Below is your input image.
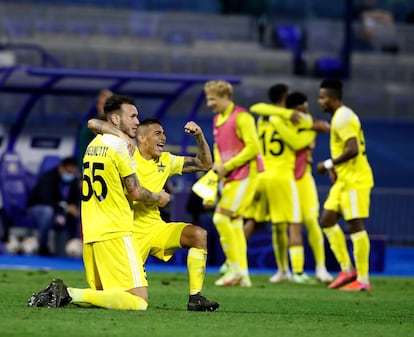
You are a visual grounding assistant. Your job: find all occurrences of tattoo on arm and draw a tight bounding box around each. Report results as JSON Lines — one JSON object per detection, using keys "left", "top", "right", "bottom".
{"left": 183, "top": 158, "right": 204, "bottom": 172}
{"left": 196, "top": 137, "right": 208, "bottom": 161}
{"left": 137, "top": 186, "right": 161, "bottom": 202}
{"left": 124, "top": 173, "right": 161, "bottom": 202}
{"left": 182, "top": 136, "right": 212, "bottom": 173}
{"left": 124, "top": 173, "right": 138, "bottom": 192}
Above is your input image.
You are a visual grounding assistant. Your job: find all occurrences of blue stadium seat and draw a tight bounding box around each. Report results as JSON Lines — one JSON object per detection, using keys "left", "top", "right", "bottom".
{"left": 0, "top": 152, "right": 37, "bottom": 229}
{"left": 274, "top": 24, "right": 306, "bottom": 74}
{"left": 314, "top": 57, "right": 344, "bottom": 78}
{"left": 274, "top": 24, "right": 303, "bottom": 55}
{"left": 38, "top": 155, "right": 61, "bottom": 175}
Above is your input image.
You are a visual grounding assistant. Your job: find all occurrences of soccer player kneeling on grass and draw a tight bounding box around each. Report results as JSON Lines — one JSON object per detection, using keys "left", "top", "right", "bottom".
{"left": 28, "top": 95, "right": 169, "bottom": 310}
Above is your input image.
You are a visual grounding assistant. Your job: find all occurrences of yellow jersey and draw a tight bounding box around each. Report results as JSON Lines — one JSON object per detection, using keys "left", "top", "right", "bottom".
{"left": 257, "top": 113, "right": 315, "bottom": 179}
{"left": 81, "top": 134, "right": 136, "bottom": 243}
{"left": 131, "top": 149, "right": 184, "bottom": 226}
{"left": 331, "top": 106, "right": 374, "bottom": 188}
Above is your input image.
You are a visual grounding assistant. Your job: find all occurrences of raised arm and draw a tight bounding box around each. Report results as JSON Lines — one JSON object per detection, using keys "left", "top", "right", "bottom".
{"left": 88, "top": 118, "right": 136, "bottom": 156}
{"left": 271, "top": 115, "right": 316, "bottom": 151}
{"left": 182, "top": 121, "right": 213, "bottom": 174}
{"left": 250, "top": 102, "right": 302, "bottom": 124}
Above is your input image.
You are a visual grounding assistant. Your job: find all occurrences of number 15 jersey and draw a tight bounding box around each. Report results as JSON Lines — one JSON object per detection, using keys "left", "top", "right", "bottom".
{"left": 81, "top": 134, "right": 136, "bottom": 243}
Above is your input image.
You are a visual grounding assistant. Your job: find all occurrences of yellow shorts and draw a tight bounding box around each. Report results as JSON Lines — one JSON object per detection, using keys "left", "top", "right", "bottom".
{"left": 323, "top": 182, "right": 372, "bottom": 221}
{"left": 135, "top": 220, "right": 187, "bottom": 262}
{"left": 263, "top": 172, "right": 301, "bottom": 224}
{"left": 243, "top": 173, "right": 269, "bottom": 222}
{"left": 296, "top": 171, "right": 319, "bottom": 222}
{"left": 217, "top": 176, "right": 257, "bottom": 216}
{"left": 83, "top": 235, "right": 148, "bottom": 291}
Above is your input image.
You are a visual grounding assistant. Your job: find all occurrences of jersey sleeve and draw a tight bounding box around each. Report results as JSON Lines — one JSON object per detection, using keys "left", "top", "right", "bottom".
{"left": 270, "top": 116, "right": 316, "bottom": 151}
{"left": 169, "top": 153, "right": 184, "bottom": 176}
{"left": 296, "top": 113, "right": 313, "bottom": 129}
{"left": 250, "top": 102, "right": 293, "bottom": 119}
{"left": 111, "top": 136, "right": 136, "bottom": 178}
{"left": 334, "top": 108, "right": 358, "bottom": 142}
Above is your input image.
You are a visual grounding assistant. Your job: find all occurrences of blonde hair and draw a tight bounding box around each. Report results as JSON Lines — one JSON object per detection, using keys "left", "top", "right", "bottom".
{"left": 204, "top": 80, "right": 233, "bottom": 99}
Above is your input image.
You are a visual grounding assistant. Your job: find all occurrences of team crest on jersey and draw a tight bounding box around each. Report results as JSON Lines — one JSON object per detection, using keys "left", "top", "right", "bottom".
{"left": 157, "top": 162, "right": 166, "bottom": 172}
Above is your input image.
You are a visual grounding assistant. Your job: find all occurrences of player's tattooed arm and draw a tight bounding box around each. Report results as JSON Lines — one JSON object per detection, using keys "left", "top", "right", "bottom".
{"left": 182, "top": 121, "right": 213, "bottom": 174}
{"left": 124, "top": 173, "right": 170, "bottom": 207}
{"left": 88, "top": 118, "right": 136, "bottom": 155}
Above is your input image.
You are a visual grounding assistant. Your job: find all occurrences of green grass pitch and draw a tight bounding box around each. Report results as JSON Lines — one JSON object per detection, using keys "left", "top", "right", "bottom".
{"left": 0, "top": 270, "right": 413, "bottom": 337}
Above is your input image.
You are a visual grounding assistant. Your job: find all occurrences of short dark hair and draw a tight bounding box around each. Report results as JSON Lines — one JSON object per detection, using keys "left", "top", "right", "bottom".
{"left": 104, "top": 94, "right": 135, "bottom": 116}
{"left": 320, "top": 79, "right": 343, "bottom": 100}
{"left": 268, "top": 83, "right": 289, "bottom": 104}
{"left": 138, "top": 118, "right": 162, "bottom": 127}
{"left": 286, "top": 92, "right": 307, "bottom": 109}
{"left": 60, "top": 157, "right": 77, "bottom": 167}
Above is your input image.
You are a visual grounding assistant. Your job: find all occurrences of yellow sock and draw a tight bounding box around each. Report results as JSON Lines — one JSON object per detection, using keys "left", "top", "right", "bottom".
{"left": 272, "top": 224, "right": 289, "bottom": 271}
{"left": 323, "top": 224, "right": 353, "bottom": 271}
{"left": 350, "top": 230, "right": 370, "bottom": 283}
{"left": 232, "top": 218, "right": 248, "bottom": 273}
{"left": 213, "top": 213, "right": 238, "bottom": 265}
{"left": 187, "top": 247, "right": 207, "bottom": 295}
{"left": 68, "top": 288, "right": 148, "bottom": 310}
{"left": 289, "top": 245, "right": 304, "bottom": 274}
{"left": 305, "top": 217, "right": 326, "bottom": 268}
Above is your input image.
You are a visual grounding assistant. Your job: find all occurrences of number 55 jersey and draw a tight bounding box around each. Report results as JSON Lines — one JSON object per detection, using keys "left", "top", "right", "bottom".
{"left": 81, "top": 134, "right": 136, "bottom": 243}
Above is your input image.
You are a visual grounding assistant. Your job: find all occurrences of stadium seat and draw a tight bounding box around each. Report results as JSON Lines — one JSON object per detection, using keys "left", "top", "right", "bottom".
{"left": 38, "top": 155, "right": 61, "bottom": 175}
{"left": 0, "top": 152, "right": 37, "bottom": 229}
{"left": 274, "top": 23, "right": 306, "bottom": 74}
{"left": 314, "top": 57, "right": 345, "bottom": 78}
